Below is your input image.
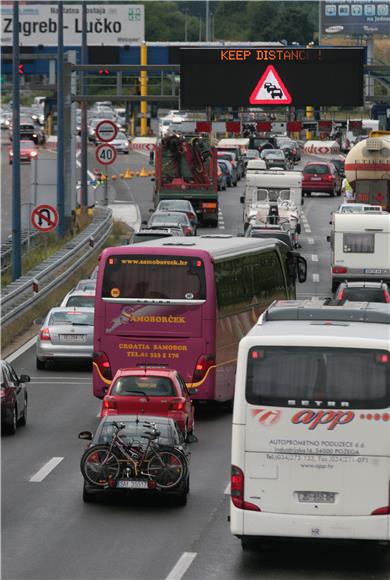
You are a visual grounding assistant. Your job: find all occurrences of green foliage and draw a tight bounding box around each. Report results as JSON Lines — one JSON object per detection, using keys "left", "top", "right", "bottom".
{"left": 141, "top": 1, "right": 318, "bottom": 44}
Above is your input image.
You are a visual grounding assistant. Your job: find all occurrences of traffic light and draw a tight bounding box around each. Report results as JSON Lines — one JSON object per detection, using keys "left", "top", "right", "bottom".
{"left": 98, "top": 69, "right": 110, "bottom": 75}
{"left": 18, "top": 64, "right": 24, "bottom": 75}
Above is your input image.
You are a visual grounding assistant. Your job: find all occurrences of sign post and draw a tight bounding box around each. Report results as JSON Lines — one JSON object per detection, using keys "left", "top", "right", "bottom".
{"left": 95, "top": 121, "right": 118, "bottom": 206}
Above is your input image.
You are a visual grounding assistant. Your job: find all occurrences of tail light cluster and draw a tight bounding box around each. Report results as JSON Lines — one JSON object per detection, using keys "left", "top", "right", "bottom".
{"left": 102, "top": 397, "right": 118, "bottom": 413}
{"left": 93, "top": 351, "right": 112, "bottom": 381}
{"left": 183, "top": 227, "right": 193, "bottom": 236}
{"left": 192, "top": 354, "right": 215, "bottom": 383}
{"left": 384, "top": 290, "right": 390, "bottom": 303}
{"left": 40, "top": 327, "right": 51, "bottom": 341}
{"left": 332, "top": 266, "right": 347, "bottom": 274}
{"left": 169, "top": 397, "right": 186, "bottom": 411}
{"left": 326, "top": 174, "right": 334, "bottom": 182}
{"left": 231, "top": 465, "right": 260, "bottom": 511}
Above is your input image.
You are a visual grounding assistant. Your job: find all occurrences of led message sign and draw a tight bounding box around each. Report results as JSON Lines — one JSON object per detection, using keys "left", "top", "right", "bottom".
{"left": 180, "top": 48, "right": 365, "bottom": 107}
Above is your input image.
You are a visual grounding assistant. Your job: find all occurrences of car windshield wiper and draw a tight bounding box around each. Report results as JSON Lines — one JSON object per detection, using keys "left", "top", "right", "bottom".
{"left": 71, "top": 322, "right": 91, "bottom": 326}
{"left": 120, "top": 390, "right": 150, "bottom": 401}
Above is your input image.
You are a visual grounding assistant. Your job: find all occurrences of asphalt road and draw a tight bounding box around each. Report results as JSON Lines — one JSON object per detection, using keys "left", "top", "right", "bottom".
{"left": 3, "top": 149, "right": 389, "bottom": 580}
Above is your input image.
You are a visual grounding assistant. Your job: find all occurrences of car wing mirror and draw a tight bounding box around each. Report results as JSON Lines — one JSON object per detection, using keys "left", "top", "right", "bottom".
{"left": 240, "top": 196, "right": 244, "bottom": 204}
{"left": 297, "top": 255, "right": 307, "bottom": 283}
{"left": 326, "top": 235, "right": 331, "bottom": 243}
{"left": 19, "top": 374, "right": 30, "bottom": 383}
{"left": 78, "top": 431, "right": 93, "bottom": 440}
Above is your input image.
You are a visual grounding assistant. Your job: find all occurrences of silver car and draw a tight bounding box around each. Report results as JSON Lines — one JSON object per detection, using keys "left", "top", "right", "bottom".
{"left": 60, "top": 291, "right": 95, "bottom": 308}
{"left": 36, "top": 307, "right": 94, "bottom": 369}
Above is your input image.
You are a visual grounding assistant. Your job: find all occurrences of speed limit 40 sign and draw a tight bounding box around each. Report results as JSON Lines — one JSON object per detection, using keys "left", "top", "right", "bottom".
{"left": 95, "top": 143, "right": 117, "bottom": 165}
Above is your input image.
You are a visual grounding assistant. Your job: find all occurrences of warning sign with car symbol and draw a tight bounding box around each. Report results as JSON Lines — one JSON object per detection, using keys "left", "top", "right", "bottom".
{"left": 249, "top": 65, "right": 292, "bottom": 105}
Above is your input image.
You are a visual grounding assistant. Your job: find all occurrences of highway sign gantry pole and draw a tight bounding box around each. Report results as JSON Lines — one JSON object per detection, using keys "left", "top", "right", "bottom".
{"left": 57, "top": 0, "right": 65, "bottom": 238}
{"left": 80, "top": 0, "right": 88, "bottom": 212}
{"left": 12, "top": 0, "right": 21, "bottom": 281}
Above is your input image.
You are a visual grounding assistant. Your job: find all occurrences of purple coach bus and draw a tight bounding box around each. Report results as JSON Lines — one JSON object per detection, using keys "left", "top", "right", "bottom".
{"left": 93, "top": 236, "right": 306, "bottom": 402}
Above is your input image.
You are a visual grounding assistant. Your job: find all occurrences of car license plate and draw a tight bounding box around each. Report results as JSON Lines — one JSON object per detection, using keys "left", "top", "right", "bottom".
{"left": 116, "top": 480, "right": 149, "bottom": 489}
{"left": 297, "top": 491, "right": 335, "bottom": 503}
{"left": 310, "top": 177, "right": 321, "bottom": 181}
{"left": 60, "top": 334, "right": 86, "bottom": 343}
{"left": 364, "top": 268, "right": 382, "bottom": 274}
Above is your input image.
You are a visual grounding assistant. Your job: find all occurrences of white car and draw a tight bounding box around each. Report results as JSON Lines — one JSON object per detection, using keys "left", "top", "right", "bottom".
{"left": 105, "top": 132, "right": 129, "bottom": 154}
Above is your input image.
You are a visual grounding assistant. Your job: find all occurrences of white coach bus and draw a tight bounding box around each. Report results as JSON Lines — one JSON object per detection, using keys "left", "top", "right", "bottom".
{"left": 231, "top": 299, "right": 390, "bottom": 550}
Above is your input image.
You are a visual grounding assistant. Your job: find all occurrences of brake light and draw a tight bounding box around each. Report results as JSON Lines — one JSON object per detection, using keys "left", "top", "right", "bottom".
{"left": 169, "top": 397, "right": 186, "bottom": 411}
{"left": 30, "top": 151, "right": 38, "bottom": 157}
{"left": 231, "top": 465, "right": 261, "bottom": 511}
{"left": 371, "top": 506, "right": 390, "bottom": 515}
{"left": 332, "top": 266, "right": 347, "bottom": 274}
{"left": 192, "top": 354, "right": 215, "bottom": 383}
{"left": 40, "top": 327, "right": 51, "bottom": 341}
{"left": 183, "top": 227, "right": 192, "bottom": 236}
{"left": 336, "top": 289, "right": 345, "bottom": 300}
{"left": 187, "top": 212, "right": 196, "bottom": 221}
{"left": 384, "top": 290, "right": 390, "bottom": 303}
{"left": 93, "top": 351, "right": 112, "bottom": 380}
{"left": 326, "top": 174, "right": 334, "bottom": 182}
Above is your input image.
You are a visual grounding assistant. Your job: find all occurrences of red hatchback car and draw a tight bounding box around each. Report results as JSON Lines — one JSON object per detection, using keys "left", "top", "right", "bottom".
{"left": 101, "top": 368, "right": 195, "bottom": 438}
{"left": 302, "top": 162, "right": 342, "bottom": 197}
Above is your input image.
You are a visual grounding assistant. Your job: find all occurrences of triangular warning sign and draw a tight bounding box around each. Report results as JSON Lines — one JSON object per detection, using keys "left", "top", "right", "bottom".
{"left": 249, "top": 65, "right": 292, "bottom": 105}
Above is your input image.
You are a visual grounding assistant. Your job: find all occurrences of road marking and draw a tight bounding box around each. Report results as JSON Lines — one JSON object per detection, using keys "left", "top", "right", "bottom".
{"left": 304, "top": 226, "right": 312, "bottom": 233}
{"left": 307, "top": 237, "right": 315, "bottom": 245}
{"left": 224, "top": 483, "right": 230, "bottom": 495}
{"left": 311, "top": 254, "right": 319, "bottom": 262}
{"left": 218, "top": 209, "right": 225, "bottom": 230}
{"left": 312, "top": 273, "right": 320, "bottom": 283}
{"left": 76, "top": 158, "right": 95, "bottom": 181}
{"left": 97, "top": 411, "right": 102, "bottom": 418}
{"left": 165, "top": 552, "right": 197, "bottom": 580}
{"left": 30, "top": 457, "right": 64, "bottom": 482}
{"left": 5, "top": 336, "right": 37, "bottom": 364}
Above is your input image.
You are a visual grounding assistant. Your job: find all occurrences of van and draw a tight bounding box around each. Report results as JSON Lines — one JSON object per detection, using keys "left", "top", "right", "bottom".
{"left": 231, "top": 299, "right": 390, "bottom": 550}
{"left": 328, "top": 213, "right": 390, "bottom": 292}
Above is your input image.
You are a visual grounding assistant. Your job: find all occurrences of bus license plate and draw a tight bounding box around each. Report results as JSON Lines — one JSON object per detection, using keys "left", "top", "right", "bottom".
{"left": 60, "top": 334, "right": 86, "bottom": 343}
{"left": 297, "top": 491, "right": 335, "bottom": 503}
{"left": 365, "top": 268, "right": 382, "bottom": 274}
{"left": 116, "top": 480, "right": 149, "bottom": 489}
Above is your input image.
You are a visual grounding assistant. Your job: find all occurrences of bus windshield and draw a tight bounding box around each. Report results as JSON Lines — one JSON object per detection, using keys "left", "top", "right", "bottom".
{"left": 246, "top": 346, "right": 390, "bottom": 409}
{"left": 102, "top": 254, "right": 206, "bottom": 300}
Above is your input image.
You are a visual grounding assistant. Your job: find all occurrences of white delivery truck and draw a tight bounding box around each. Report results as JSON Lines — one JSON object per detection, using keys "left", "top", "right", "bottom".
{"left": 231, "top": 299, "right": 390, "bottom": 551}
{"left": 328, "top": 213, "right": 390, "bottom": 292}
{"left": 241, "top": 169, "right": 303, "bottom": 235}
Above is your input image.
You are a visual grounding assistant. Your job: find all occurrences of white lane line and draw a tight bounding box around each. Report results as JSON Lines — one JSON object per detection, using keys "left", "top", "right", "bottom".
{"left": 304, "top": 227, "right": 312, "bottom": 233}
{"left": 30, "top": 457, "right": 64, "bottom": 482}
{"left": 224, "top": 483, "right": 230, "bottom": 495}
{"left": 311, "top": 254, "right": 319, "bottom": 262}
{"left": 165, "top": 552, "right": 197, "bottom": 580}
{"left": 75, "top": 158, "right": 95, "bottom": 181}
{"left": 5, "top": 336, "right": 37, "bottom": 364}
{"left": 312, "top": 273, "right": 320, "bottom": 283}
{"left": 96, "top": 411, "right": 101, "bottom": 418}
{"left": 307, "top": 237, "right": 315, "bottom": 245}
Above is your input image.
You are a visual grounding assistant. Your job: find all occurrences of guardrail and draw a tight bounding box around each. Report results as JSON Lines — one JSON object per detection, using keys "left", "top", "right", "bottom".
{"left": 1, "top": 230, "right": 41, "bottom": 276}
{"left": 1, "top": 207, "right": 112, "bottom": 326}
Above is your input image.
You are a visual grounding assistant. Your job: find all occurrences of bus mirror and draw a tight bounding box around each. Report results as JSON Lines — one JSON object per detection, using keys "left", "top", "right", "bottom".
{"left": 297, "top": 256, "right": 307, "bottom": 283}
{"left": 240, "top": 196, "right": 244, "bottom": 204}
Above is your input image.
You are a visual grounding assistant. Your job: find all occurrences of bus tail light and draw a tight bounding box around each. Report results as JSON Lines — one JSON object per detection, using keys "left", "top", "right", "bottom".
{"left": 231, "top": 465, "right": 261, "bottom": 512}
{"left": 332, "top": 266, "right": 347, "bottom": 274}
{"left": 40, "top": 327, "right": 51, "bottom": 341}
{"left": 371, "top": 482, "right": 390, "bottom": 515}
{"left": 169, "top": 397, "right": 186, "bottom": 411}
{"left": 192, "top": 354, "right": 215, "bottom": 383}
{"left": 93, "top": 351, "right": 112, "bottom": 380}
{"left": 384, "top": 290, "right": 390, "bottom": 303}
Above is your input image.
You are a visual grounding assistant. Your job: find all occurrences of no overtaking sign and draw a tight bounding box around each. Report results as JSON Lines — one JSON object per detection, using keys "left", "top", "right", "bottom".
{"left": 95, "top": 120, "right": 118, "bottom": 143}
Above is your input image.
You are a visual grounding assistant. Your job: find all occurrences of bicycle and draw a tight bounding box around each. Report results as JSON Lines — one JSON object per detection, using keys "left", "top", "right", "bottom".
{"left": 80, "top": 421, "right": 187, "bottom": 490}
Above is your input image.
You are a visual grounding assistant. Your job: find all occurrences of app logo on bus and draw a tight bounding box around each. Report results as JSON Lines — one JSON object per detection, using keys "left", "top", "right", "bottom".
{"left": 291, "top": 409, "right": 355, "bottom": 431}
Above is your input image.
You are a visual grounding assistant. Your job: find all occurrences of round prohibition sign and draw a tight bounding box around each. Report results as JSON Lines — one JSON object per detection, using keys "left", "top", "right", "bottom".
{"left": 31, "top": 204, "right": 59, "bottom": 232}
{"left": 95, "top": 119, "right": 118, "bottom": 143}
{"left": 96, "top": 143, "right": 117, "bottom": 166}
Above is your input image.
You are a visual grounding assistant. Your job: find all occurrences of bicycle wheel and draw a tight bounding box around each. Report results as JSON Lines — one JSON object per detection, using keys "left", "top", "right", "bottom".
{"left": 80, "top": 445, "right": 120, "bottom": 487}
{"left": 146, "top": 449, "right": 186, "bottom": 489}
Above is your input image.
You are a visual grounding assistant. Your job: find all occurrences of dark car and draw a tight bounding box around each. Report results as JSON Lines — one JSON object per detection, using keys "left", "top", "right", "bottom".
{"left": 79, "top": 415, "right": 191, "bottom": 504}
{"left": 11, "top": 119, "right": 45, "bottom": 145}
{"left": 131, "top": 228, "right": 184, "bottom": 243}
{"left": 1, "top": 360, "right": 29, "bottom": 435}
{"left": 334, "top": 281, "right": 390, "bottom": 303}
{"left": 260, "top": 149, "right": 289, "bottom": 170}
{"left": 330, "top": 158, "right": 345, "bottom": 178}
{"left": 302, "top": 162, "right": 342, "bottom": 197}
{"left": 155, "top": 199, "right": 198, "bottom": 231}
{"left": 245, "top": 225, "right": 294, "bottom": 249}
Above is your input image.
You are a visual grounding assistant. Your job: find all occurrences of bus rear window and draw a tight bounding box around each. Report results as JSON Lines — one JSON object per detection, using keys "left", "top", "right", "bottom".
{"left": 246, "top": 347, "right": 390, "bottom": 409}
{"left": 102, "top": 254, "right": 206, "bottom": 300}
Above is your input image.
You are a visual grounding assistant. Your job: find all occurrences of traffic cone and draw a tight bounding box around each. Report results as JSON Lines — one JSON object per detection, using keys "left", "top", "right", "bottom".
{"left": 112, "top": 175, "right": 117, "bottom": 180}
{"left": 139, "top": 166, "right": 148, "bottom": 177}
